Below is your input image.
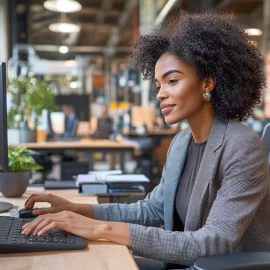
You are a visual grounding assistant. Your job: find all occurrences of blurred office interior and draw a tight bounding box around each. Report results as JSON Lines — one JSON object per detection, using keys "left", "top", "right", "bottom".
{"left": 0, "top": 0, "right": 270, "bottom": 185}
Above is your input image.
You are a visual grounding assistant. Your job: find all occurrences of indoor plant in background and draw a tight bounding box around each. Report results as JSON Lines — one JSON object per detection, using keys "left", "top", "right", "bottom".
{"left": 0, "top": 145, "right": 42, "bottom": 197}
{"left": 7, "top": 76, "right": 56, "bottom": 143}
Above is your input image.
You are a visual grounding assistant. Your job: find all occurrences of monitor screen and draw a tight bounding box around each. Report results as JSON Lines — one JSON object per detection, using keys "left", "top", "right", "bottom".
{"left": 0, "top": 63, "right": 8, "bottom": 172}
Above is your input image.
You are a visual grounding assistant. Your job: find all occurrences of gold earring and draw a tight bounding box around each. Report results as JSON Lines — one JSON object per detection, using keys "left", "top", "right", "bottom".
{"left": 203, "top": 92, "right": 211, "bottom": 102}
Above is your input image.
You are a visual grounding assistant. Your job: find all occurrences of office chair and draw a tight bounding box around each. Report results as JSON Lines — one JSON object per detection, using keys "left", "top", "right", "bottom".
{"left": 93, "top": 117, "right": 113, "bottom": 139}
{"left": 262, "top": 122, "right": 270, "bottom": 162}
{"left": 133, "top": 137, "right": 154, "bottom": 178}
{"left": 192, "top": 252, "right": 270, "bottom": 270}
{"left": 31, "top": 152, "right": 53, "bottom": 183}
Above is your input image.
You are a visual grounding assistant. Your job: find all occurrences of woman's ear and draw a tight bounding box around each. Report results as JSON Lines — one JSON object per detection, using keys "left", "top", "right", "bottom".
{"left": 203, "top": 77, "right": 216, "bottom": 93}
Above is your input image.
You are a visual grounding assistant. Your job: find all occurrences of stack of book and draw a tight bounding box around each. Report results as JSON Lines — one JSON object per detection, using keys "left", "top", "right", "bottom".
{"left": 76, "top": 171, "right": 149, "bottom": 195}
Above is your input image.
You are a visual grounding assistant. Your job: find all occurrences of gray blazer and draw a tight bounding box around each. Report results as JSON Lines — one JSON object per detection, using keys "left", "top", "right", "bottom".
{"left": 94, "top": 119, "right": 270, "bottom": 266}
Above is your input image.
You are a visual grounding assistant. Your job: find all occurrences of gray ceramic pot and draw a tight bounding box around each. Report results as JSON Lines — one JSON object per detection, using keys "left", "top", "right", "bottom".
{"left": 20, "top": 130, "right": 37, "bottom": 143}
{"left": 0, "top": 172, "right": 30, "bottom": 197}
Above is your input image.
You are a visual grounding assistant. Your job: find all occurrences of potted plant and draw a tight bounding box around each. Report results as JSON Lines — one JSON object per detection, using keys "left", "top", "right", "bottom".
{"left": 7, "top": 76, "right": 56, "bottom": 143}
{"left": 0, "top": 145, "right": 43, "bottom": 197}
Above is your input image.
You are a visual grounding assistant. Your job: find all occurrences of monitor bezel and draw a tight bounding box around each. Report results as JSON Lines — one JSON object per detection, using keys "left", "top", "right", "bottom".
{"left": 0, "top": 62, "right": 8, "bottom": 172}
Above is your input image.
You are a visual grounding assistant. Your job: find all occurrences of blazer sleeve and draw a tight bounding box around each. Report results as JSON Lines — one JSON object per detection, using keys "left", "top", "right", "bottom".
{"left": 128, "top": 131, "right": 270, "bottom": 266}
{"left": 93, "top": 132, "right": 181, "bottom": 227}
{"left": 93, "top": 174, "right": 165, "bottom": 227}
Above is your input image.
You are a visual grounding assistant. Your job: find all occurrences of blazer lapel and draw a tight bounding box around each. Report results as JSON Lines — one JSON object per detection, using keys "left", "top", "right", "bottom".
{"left": 185, "top": 119, "right": 228, "bottom": 231}
{"left": 164, "top": 130, "right": 192, "bottom": 230}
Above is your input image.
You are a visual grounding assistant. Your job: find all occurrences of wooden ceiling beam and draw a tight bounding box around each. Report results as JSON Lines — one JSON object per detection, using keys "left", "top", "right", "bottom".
{"left": 88, "top": 0, "right": 113, "bottom": 45}
{"left": 107, "top": 0, "right": 138, "bottom": 47}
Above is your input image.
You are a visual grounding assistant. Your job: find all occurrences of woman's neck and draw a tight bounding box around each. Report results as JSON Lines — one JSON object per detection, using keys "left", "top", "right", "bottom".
{"left": 187, "top": 104, "right": 215, "bottom": 143}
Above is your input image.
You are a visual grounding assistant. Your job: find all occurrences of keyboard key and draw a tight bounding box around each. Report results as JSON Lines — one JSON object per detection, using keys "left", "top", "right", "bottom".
{"left": 29, "top": 238, "right": 37, "bottom": 243}
{"left": 53, "top": 237, "right": 59, "bottom": 243}
{"left": 46, "top": 238, "right": 53, "bottom": 242}
{"left": 20, "top": 239, "right": 28, "bottom": 243}
{"left": 68, "top": 238, "right": 75, "bottom": 244}
{"left": 59, "top": 238, "right": 67, "bottom": 243}
{"left": 20, "top": 240, "right": 28, "bottom": 244}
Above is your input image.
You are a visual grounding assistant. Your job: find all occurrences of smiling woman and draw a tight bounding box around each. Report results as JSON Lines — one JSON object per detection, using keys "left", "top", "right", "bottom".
{"left": 22, "top": 11, "right": 270, "bottom": 270}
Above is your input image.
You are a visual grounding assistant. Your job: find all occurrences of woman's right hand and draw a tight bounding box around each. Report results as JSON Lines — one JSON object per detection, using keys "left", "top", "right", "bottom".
{"left": 24, "top": 193, "right": 75, "bottom": 215}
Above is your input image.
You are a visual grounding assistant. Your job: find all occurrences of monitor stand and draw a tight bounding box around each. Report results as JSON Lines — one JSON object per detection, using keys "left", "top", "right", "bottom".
{"left": 0, "top": 202, "right": 13, "bottom": 213}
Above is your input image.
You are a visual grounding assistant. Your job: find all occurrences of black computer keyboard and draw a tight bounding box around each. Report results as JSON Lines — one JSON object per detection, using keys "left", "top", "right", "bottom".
{"left": 0, "top": 216, "right": 87, "bottom": 253}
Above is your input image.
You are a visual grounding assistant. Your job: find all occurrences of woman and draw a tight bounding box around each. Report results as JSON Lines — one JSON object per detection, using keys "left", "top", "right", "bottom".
{"left": 22, "top": 12, "right": 270, "bottom": 269}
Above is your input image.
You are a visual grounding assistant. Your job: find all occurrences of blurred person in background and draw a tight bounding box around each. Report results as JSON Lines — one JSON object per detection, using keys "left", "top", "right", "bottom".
{"left": 61, "top": 105, "right": 77, "bottom": 138}
{"left": 94, "top": 105, "right": 113, "bottom": 139}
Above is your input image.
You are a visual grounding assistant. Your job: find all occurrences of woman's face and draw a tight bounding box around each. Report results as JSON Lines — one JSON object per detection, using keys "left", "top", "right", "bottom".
{"left": 155, "top": 52, "right": 207, "bottom": 125}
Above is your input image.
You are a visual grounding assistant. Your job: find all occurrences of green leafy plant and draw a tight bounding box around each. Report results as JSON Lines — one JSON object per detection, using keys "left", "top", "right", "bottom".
{"left": 8, "top": 145, "right": 43, "bottom": 172}
{"left": 7, "top": 76, "right": 57, "bottom": 130}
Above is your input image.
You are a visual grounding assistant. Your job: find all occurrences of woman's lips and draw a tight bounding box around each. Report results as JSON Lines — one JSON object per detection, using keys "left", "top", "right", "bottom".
{"left": 161, "top": 105, "right": 175, "bottom": 115}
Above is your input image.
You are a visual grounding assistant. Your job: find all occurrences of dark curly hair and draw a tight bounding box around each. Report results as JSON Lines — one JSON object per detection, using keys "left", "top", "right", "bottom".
{"left": 130, "top": 11, "right": 264, "bottom": 122}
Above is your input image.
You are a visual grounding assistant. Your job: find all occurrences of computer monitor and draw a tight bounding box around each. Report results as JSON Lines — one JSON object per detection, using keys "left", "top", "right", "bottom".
{"left": 0, "top": 63, "right": 8, "bottom": 171}
{"left": 0, "top": 62, "right": 14, "bottom": 212}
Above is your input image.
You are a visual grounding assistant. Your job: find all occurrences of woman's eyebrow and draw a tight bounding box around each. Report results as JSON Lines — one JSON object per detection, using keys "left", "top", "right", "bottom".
{"left": 154, "top": 70, "right": 183, "bottom": 82}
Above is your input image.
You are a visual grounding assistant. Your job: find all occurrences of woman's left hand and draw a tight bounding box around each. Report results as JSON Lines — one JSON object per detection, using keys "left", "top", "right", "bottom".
{"left": 21, "top": 211, "right": 107, "bottom": 241}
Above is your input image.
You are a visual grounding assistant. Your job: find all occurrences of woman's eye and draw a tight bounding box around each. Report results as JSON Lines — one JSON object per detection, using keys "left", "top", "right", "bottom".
{"left": 156, "top": 85, "right": 161, "bottom": 91}
{"left": 169, "top": 79, "right": 177, "bottom": 85}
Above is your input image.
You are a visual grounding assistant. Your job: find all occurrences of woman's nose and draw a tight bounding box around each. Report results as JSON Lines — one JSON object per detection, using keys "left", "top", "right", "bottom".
{"left": 156, "top": 86, "right": 168, "bottom": 101}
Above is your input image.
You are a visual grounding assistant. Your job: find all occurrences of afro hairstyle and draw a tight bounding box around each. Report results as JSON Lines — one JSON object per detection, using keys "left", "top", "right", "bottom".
{"left": 130, "top": 11, "right": 264, "bottom": 122}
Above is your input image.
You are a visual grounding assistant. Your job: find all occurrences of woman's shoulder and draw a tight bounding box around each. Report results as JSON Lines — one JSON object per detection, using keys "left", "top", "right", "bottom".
{"left": 224, "top": 121, "right": 264, "bottom": 151}
{"left": 226, "top": 121, "right": 261, "bottom": 140}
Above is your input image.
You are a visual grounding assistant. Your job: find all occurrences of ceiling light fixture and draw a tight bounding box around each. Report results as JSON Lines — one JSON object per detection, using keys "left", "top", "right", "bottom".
{"left": 59, "top": 46, "right": 69, "bottom": 54}
{"left": 245, "top": 28, "right": 263, "bottom": 36}
{"left": 49, "top": 22, "right": 80, "bottom": 33}
{"left": 44, "top": 0, "right": 82, "bottom": 13}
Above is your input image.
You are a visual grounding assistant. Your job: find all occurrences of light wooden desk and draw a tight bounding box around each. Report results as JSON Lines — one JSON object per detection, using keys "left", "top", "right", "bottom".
{"left": 123, "top": 128, "right": 178, "bottom": 137}
{"left": 0, "top": 187, "right": 138, "bottom": 270}
{"left": 19, "top": 139, "right": 137, "bottom": 172}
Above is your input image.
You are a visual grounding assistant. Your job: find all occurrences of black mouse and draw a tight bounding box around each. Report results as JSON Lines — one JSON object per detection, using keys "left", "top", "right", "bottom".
{"left": 19, "top": 209, "right": 39, "bottom": 218}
